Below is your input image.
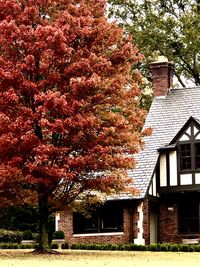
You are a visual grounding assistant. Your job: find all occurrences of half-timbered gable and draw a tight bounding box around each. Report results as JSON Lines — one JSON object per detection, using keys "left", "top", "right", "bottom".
{"left": 158, "top": 117, "right": 200, "bottom": 193}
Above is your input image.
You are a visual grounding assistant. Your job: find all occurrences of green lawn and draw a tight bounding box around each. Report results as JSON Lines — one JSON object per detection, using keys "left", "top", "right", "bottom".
{"left": 1, "top": 250, "right": 200, "bottom": 267}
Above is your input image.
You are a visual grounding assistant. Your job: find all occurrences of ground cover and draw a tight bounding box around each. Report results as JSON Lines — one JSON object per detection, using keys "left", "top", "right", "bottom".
{"left": 1, "top": 250, "right": 200, "bottom": 267}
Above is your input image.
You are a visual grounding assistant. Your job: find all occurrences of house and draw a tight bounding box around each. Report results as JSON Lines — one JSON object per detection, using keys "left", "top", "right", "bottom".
{"left": 57, "top": 58, "right": 200, "bottom": 245}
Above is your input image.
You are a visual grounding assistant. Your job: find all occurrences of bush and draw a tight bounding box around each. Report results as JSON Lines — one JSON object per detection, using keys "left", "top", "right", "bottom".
{"left": 71, "top": 243, "right": 79, "bottom": 249}
{"left": 129, "top": 244, "right": 140, "bottom": 251}
{"left": 147, "top": 244, "right": 158, "bottom": 251}
{"left": 118, "top": 244, "right": 125, "bottom": 251}
{"left": 52, "top": 230, "right": 65, "bottom": 240}
{"left": 0, "top": 243, "right": 35, "bottom": 249}
{"left": 50, "top": 243, "right": 58, "bottom": 249}
{"left": 159, "top": 244, "right": 169, "bottom": 251}
{"left": 110, "top": 244, "right": 118, "bottom": 250}
{"left": 67, "top": 242, "right": 200, "bottom": 252}
{"left": 194, "top": 244, "right": 200, "bottom": 252}
{"left": 188, "top": 245, "right": 194, "bottom": 252}
{"left": 170, "top": 244, "right": 179, "bottom": 252}
{"left": 139, "top": 245, "right": 146, "bottom": 251}
{"left": 0, "top": 229, "right": 22, "bottom": 243}
{"left": 179, "top": 244, "right": 189, "bottom": 252}
{"left": 61, "top": 242, "right": 69, "bottom": 249}
{"left": 22, "top": 230, "right": 33, "bottom": 240}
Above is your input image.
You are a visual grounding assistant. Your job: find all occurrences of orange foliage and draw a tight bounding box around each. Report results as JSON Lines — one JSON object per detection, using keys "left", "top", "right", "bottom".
{"left": 0, "top": 0, "right": 147, "bottom": 210}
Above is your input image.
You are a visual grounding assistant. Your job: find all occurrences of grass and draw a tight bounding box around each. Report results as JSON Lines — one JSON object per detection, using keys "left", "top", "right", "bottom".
{"left": 1, "top": 249, "right": 200, "bottom": 267}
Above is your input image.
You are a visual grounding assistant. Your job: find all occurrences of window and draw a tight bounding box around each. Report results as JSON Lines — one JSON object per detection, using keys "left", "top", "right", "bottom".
{"left": 178, "top": 200, "right": 199, "bottom": 234}
{"left": 73, "top": 204, "right": 123, "bottom": 234}
{"left": 101, "top": 206, "right": 123, "bottom": 232}
{"left": 177, "top": 124, "right": 200, "bottom": 172}
{"left": 73, "top": 212, "right": 99, "bottom": 234}
{"left": 179, "top": 142, "right": 200, "bottom": 172}
{"left": 195, "top": 143, "right": 200, "bottom": 170}
{"left": 180, "top": 144, "right": 191, "bottom": 171}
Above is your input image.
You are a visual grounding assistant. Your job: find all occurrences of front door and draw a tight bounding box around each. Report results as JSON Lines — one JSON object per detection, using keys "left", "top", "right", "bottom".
{"left": 150, "top": 211, "right": 157, "bottom": 244}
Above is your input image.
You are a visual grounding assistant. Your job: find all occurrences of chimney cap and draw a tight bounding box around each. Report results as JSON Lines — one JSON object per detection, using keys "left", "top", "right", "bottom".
{"left": 157, "top": 55, "right": 168, "bottom": 62}
{"left": 151, "top": 56, "right": 172, "bottom": 65}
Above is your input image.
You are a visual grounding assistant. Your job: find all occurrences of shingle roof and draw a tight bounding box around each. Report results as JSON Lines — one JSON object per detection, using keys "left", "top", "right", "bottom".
{"left": 128, "top": 86, "right": 200, "bottom": 199}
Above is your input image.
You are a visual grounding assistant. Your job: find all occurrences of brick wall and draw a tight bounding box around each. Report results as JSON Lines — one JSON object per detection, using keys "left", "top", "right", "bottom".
{"left": 143, "top": 199, "right": 150, "bottom": 245}
{"left": 159, "top": 198, "right": 200, "bottom": 244}
{"left": 159, "top": 201, "right": 181, "bottom": 243}
{"left": 58, "top": 203, "right": 139, "bottom": 245}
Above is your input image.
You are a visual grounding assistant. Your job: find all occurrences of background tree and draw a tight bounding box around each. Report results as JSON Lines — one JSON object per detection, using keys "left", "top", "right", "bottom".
{"left": 0, "top": 0, "right": 148, "bottom": 252}
{"left": 108, "top": 0, "right": 200, "bottom": 87}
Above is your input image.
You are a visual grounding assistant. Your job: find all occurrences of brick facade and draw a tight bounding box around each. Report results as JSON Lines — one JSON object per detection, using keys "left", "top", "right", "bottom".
{"left": 143, "top": 199, "right": 150, "bottom": 245}
{"left": 58, "top": 202, "right": 143, "bottom": 245}
{"left": 59, "top": 197, "right": 199, "bottom": 245}
{"left": 159, "top": 196, "right": 200, "bottom": 244}
{"left": 57, "top": 199, "right": 168, "bottom": 245}
{"left": 159, "top": 201, "right": 180, "bottom": 243}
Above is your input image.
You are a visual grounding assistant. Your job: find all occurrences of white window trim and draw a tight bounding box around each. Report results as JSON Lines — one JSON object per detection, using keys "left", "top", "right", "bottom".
{"left": 73, "top": 232, "right": 124, "bottom": 237}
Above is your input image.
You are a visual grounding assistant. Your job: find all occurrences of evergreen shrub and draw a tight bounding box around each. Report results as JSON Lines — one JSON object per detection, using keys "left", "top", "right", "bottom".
{"left": 22, "top": 230, "right": 33, "bottom": 240}
{"left": 52, "top": 230, "right": 65, "bottom": 240}
{"left": 147, "top": 244, "right": 158, "bottom": 251}
{"left": 61, "top": 242, "right": 69, "bottom": 249}
{"left": 50, "top": 243, "right": 58, "bottom": 249}
{"left": 0, "top": 229, "right": 22, "bottom": 243}
{"left": 170, "top": 244, "right": 179, "bottom": 252}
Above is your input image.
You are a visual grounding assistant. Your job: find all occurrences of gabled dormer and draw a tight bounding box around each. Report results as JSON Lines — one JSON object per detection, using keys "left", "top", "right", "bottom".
{"left": 158, "top": 117, "right": 200, "bottom": 193}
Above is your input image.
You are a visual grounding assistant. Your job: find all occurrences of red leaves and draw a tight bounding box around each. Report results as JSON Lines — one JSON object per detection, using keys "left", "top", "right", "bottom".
{"left": 0, "top": 0, "right": 148, "bottom": 208}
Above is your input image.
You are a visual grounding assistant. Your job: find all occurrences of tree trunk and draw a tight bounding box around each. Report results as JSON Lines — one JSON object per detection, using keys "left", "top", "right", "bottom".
{"left": 37, "top": 193, "right": 49, "bottom": 252}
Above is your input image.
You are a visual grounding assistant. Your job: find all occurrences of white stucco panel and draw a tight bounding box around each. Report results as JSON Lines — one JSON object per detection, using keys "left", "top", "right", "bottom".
{"left": 194, "top": 126, "right": 199, "bottom": 136}
{"left": 186, "top": 126, "right": 191, "bottom": 136}
{"left": 153, "top": 173, "right": 157, "bottom": 196}
{"left": 148, "top": 183, "right": 153, "bottom": 195}
{"left": 179, "top": 134, "right": 190, "bottom": 141}
{"left": 195, "top": 133, "right": 200, "bottom": 140}
{"left": 195, "top": 173, "right": 200, "bottom": 184}
{"left": 180, "top": 174, "right": 192, "bottom": 185}
{"left": 169, "top": 151, "right": 177, "bottom": 186}
{"left": 149, "top": 173, "right": 157, "bottom": 196}
{"left": 160, "top": 154, "right": 167, "bottom": 187}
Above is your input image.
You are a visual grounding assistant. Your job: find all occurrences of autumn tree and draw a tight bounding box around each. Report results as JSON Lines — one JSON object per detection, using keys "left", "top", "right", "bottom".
{"left": 108, "top": 0, "right": 200, "bottom": 87}
{"left": 0, "top": 0, "right": 147, "bottom": 252}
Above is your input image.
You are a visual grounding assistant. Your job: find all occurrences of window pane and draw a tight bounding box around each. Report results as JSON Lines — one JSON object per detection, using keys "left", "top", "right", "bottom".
{"left": 73, "top": 212, "right": 99, "bottom": 234}
{"left": 179, "top": 201, "right": 199, "bottom": 234}
{"left": 195, "top": 143, "right": 200, "bottom": 169}
{"left": 180, "top": 144, "right": 191, "bottom": 157}
{"left": 73, "top": 204, "right": 124, "bottom": 234}
{"left": 180, "top": 144, "right": 191, "bottom": 171}
{"left": 101, "top": 206, "right": 123, "bottom": 232}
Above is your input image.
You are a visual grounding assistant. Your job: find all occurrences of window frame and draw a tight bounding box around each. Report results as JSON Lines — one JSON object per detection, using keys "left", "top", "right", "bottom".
{"left": 179, "top": 143, "right": 192, "bottom": 171}
{"left": 178, "top": 125, "right": 200, "bottom": 173}
{"left": 195, "top": 143, "right": 200, "bottom": 170}
{"left": 178, "top": 199, "right": 199, "bottom": 235}
{"left": 73, "top": 204, "right": 124, "bottom": 235}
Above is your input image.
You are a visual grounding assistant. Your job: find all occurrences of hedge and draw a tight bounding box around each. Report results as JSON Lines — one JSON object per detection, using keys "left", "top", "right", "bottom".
{"left": 0, "top": 229, "right": 23, "bottom": 244}
{"left": 0, "top": 243, "right": 36, "bottom": 249}
{"left": 69, "top": 243, "right": 200, "bottom": 252}
{"left": 1, "top": 240, "right": 200, "bottom": 252}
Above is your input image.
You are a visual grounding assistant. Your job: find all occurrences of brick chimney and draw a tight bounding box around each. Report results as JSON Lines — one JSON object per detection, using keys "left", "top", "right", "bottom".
{"left": 150, "top": 56, "right": 175, "bottom": 97}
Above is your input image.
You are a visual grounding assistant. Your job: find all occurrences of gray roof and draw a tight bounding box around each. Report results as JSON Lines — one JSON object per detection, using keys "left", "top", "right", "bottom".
{"left": 128, "top": 86, "right": 200, "bottom": 198}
